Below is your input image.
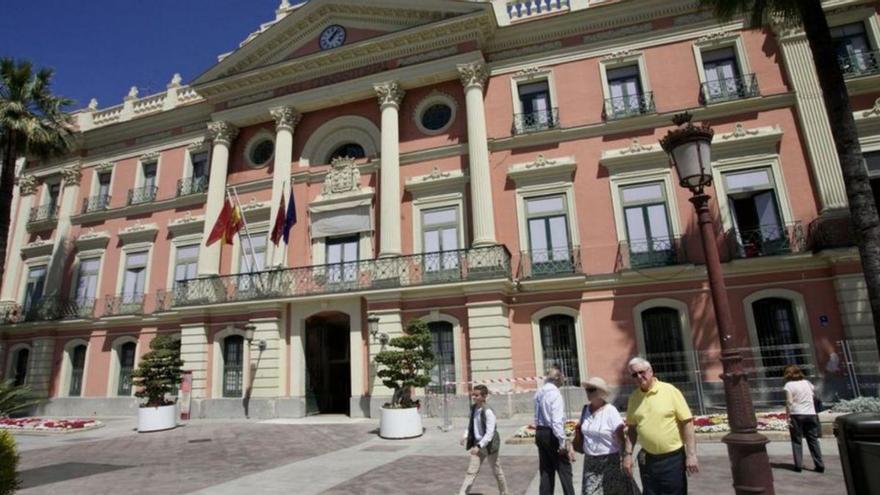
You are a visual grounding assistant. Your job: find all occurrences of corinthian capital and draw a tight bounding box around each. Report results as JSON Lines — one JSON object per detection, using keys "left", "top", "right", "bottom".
{"left": 457, "top": 62, "right": 488, "bottom": 90}
{"left": 17, "top": 175, "right": 38, "bottom": 196}
{"left": 61, "top": 164, "right": 82, "bottom": 188}
{"left": 270, "top": 106, "right": 302, "bottom": 133}
{"left": 207, "top": 121, "right": 239, "bottom": 147}
{"left": 374, "top": 81, "right": 405, "bottom": 108}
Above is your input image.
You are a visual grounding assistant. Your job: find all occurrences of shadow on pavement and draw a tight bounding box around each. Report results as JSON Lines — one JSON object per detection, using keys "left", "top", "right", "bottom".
{"left": 19, "top": 462, "right": 131, "bottom": 489}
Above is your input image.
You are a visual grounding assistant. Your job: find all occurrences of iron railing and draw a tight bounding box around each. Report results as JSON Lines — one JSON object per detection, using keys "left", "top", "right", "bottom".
{"left": 808, "top": 215, "right": 854, "bottom": 252}
{"left": 603, "top": 92, "right": 655, "bottom": 120}
{"left": 19, "top": 296, "right": 95, "bottom": 322}
{"left": 172, "top": 245, "right": 511, "bottom": 307}
{"left": 728, "top": 222, "right": 804, "bottom": 259}
{"left": 154, "top": 289, "right": 173, "bottom": 313}
{"left": 104, "top": 293, "right": 145, "bottom": 316}
{"left": 81, "top": 194, "right": 111, "bottom": 214}
{"left": 127, "top": 186, "right": 158, "bottom": 206}
{"left": 700, "top": 73, "right": 759, "bottom": 104}
{"left": 839, "top": 50, "right": 880, "bottom": 78}
{"left": 616, "top": 236, "right": 686, "bottom": 271}
{"left": 517, "top": 246, "right": 582, "bottom": 279}
{"left": 28, "top": 204, "right": 58, "bottom": 223}
{"left": 177, "top": 176, "right": 209, "bottom": 197}
{"left": 512, "top": 107, "right": 560, "bottom": 134}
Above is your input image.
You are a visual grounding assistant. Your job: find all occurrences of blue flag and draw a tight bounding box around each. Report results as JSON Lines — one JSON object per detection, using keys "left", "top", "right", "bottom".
{"left": 282, "top": 183, "right": 297, "bottom": 244}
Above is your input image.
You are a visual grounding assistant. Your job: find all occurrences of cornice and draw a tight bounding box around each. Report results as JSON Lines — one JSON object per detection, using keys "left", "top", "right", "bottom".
{"left": 118, "top": 221, "right": 159, "bottom": 244}
{"left": 70, "top": 193, "right": 206, "bottom": 226}
{"left": 168, "top": 212, "right": 205, "bottom": 237}
{"left": 507, "top": 154, "right": 577, "bottom": 186}
{"left": 20, "top": 238, "right": 54, "bottom": 259}
{"left": 75, "top": 229, "right": 111, "bottom": 251}
{"left": 404, "top": 167, "right": 468, "bottom": 196}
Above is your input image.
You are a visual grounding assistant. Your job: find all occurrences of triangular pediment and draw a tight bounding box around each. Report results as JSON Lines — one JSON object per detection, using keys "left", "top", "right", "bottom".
{"left": 194, "top": 0, "right": 489, "bottom": 85}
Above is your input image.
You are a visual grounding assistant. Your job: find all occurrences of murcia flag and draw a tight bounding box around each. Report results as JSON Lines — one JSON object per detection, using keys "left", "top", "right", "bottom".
{"left": 270, "top": 191, "right": 286, "bottom": 246}
{"left": 206, "top": 198, "right": 243, "bottom": 246}
{"left": 283, "top": 184, "right": 297, "bottom": 244}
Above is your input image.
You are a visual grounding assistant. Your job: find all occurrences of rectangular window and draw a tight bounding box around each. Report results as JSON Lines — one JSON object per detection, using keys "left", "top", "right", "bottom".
{"left": 174, "top": 245, "right": 199, "bottom": 283}
{"left": 422, "top": 207, "right": 460, "bottom": 274}
{"left": 701, "top": 47, "right": 746, "bottom": 102}
{"left": 142, "top": 162, "right": 157, "bottom": 190}
{"left": 98, "top": 172, "right": 111, "bottom": 197}
{"left": 515, "top": 80, "right": 555, "bottom": 133}
{"left": 606, "top": 65, "right": 646, "bottom": 118}
{"left": 122, "top": 251, "right": 148, "bottom": 300}
{"left": 526, "top": 195, "right": 571, "bottom": 275}
{"left": 23, "top": 266, "right": 47, "bottom": 313}
{"left": 238, "top": 233, "right": 268, "bottom": 293}
{"left": 724, "top": 168, "right": 787, "bottom": 257}
{"left": 75, "top": 258, "right": 100, "bottom": 304}
{"left": 191, "top": 152, "right": 209, "bottom": 180}
{"left": 47, "top": 183, "right": 61, "bottom": 212}
{"left": 326, "top": 236, "right": 358, "bottom": 283}
{"left": 621, "top": 183, "right": 674, "bottom": 268}
{"left": 831, "top": 22, "right": 876, "bottom": 76}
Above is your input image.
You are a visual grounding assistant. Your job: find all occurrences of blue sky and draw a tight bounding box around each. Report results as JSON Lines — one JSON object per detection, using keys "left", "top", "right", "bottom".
{"left": 0, "top": 0, "right": 307, "bottom": 111}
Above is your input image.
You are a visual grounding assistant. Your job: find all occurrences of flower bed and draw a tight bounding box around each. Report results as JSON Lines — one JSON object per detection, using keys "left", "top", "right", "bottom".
{"left": 0, "top": 417, "right": 102, "bottom": 433}
{"left": 514, "top": 420, "right": 578, "bottom": 439}
{"left": 513, "top": 413, "right": 790, "bottom": 438}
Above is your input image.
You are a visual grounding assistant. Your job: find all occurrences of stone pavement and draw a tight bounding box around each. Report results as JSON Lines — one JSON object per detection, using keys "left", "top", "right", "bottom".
{"left": 9, "top": 415, "right": 847, "bottom": 494}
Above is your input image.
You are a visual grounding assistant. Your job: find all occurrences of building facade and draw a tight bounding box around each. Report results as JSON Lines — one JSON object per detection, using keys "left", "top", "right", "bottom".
{"left": 2, "top": 0, "right": 879, "bottom": 418}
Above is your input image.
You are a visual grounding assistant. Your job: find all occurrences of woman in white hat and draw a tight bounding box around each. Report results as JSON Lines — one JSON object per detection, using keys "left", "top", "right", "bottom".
{"left": 575, "top": 376, "right": 634, "bottom": 494}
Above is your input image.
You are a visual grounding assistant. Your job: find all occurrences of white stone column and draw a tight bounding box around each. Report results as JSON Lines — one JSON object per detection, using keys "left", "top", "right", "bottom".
{"left": 29, "top": 337, "right": 55, "bottom": 398}
{"left": 1, "top": 173, "right": 36, "bottom": 301}
{"left": 466, "top": 301, "right": 513, "bottom": 388}
{"left": 267, "top": 107, "right": 301, "bottom": 268}
{"left": 775, "top": 26, "right": 848, "bottom": 212}
{"left": 45, "top": 164, "right": 81, "bottom": 294}
{"left": 198, "top": 121, "right": 238, "bottom": 276}
{"left": 375, "top": 81, "right": 405, "bottom": 258}
{"left": 458, "top": 62, "right": 497, "bottom": 247}
{"left": 180, "top": 323, "right": 209, "bottom": 399}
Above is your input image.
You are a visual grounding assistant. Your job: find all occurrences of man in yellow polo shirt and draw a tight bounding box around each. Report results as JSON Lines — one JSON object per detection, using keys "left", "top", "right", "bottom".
{"left": 622, "top": 357, "right": 698, "bottom": 494}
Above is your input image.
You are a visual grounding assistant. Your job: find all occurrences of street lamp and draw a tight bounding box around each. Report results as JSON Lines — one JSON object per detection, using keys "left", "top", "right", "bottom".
{"left": 243, "top": 323, "right": 266, "bottom": 352}
{"left": 661, "top": 113, "right": 776, "bottom": 495}
{"left": 367, "top": 313, "right": 388, "bottom": 345}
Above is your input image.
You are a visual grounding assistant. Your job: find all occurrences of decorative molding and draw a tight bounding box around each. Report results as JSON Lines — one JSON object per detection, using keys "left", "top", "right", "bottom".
{"left": 412, "top": 91, "right": 458, "bottom": 136}
{"left": 21, "top": 237, "right": 54, "bottom": 259}
{"left": 168, "top": 212, "right": 205, "bottom": 237}
{"left": 75, "top": 229, "right": 111, "bottom": 251}
{"left": 526, "top": 154, "right": 557, "bottom": 168}
{"left": 140, "top": 151, "right": 160, "bottom": 163}
{"left": 720, "top": 122, "right": 760, "bottom": 140}
{"left": 270, "top": 106, "right": 302, "bottom": 133}
{"left": 61, "top": 164, "right": 82, "bottom": 188}
{"left": 507, "top": 155, "right": 577, "bottom": 185}
{"left": 17, "top": 175, "right": 38, "bottom": 196}
{"left": 187, "top": 140, "right": 210, "bottom": 153}
{"left": 696, "top": 30, "right": 737, "bottom": 45}
{"left": 619, "top": 138, "right": 656, "bottom": 155}
{"left": 457, "top": 62, "right": 488, "bottom": 89}
{"left": 321, "top": 157, "right": 362, "bottom": 197}
{"left": 487, "top": 41, "right": 562, "bottom": 62}
{"left": 207, "top": 121, "right": 239, "bottom": 147}
{"left": 602, "top": 48, "right": 640, "bottom": 61}
{"left": 582, "top": 23, "right": 652, "bottom": 44}
{"left": 862, "top": 97, "right": 880, "bottom": 118}
{"left": 373, "top": 81, "right": 405, "bottom": 108}
{"left": 405, "top": 167, "right": 468, "bottom": 196}
{"left": 118, "top": 220, "right": 159, "bottom": 244}
{"left": 398, "top": 47, "right": 457, "bottom": 67}
{"left": 95, "top": 161, "right": 115, "bottom": 173}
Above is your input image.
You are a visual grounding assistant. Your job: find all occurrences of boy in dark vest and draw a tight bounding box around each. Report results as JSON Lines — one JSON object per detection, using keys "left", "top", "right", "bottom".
{"left": 458, "top": 384, "right": 509, "bottom": 495}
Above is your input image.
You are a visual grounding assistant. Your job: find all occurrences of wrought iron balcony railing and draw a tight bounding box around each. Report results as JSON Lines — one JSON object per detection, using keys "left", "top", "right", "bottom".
{"left": 700, "top": 73, "right": 759, "bottom": 104}
{"left": 839, "top": 50, "right": 880, "bottom": 78}
{"left": 603, "top": 92, "right": 655, "bottom": 120}
{"left": 28, "top": 204, "right": 58, "bottom": 223}
{"left": 518, "top": 246, "right": 582, "bottom": 279}
{"left": 616, "top": 237, "right": 686, "bottom": 271}
{"left": 104, "top": 293, "right": 145, "bottom": 316}
{"left": 177, "top": 176, "right": 209, "bottom": 197}
{"left": 512, "top": 107, "right": 560, "bottom": 134}
{"left": 808, "top": 215, "right": 854, "bottom": 252}
{"left": 0, "top": 302, "right": 22, "bottom": 324}
{"left": 172, "top": 245, "right": 512, "bottom": 307}
{"left": 127, "top": 186, "right": 158, "bottom": 206}
{"left": 81, "top": 194, "right": 111, "bottom": 214}
{"left": 729, "top": 222, "right": 805, "bottom": 259}
{"left": 19, "top": 296, "right": 95, "bottom": 322}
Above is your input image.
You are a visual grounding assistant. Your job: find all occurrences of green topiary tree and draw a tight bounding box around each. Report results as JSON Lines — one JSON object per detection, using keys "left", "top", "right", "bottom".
{"left": 131, "top": 335, "right": 184, "bottom": 407}
{"left": 0, "top": 430, "right": 20, "bottom": 495}
{"left": 374, "top": 319, "right": 434, "bottom": 409}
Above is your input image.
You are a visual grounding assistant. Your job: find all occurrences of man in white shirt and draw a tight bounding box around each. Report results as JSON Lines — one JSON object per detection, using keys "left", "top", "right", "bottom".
{"left": 459, "top": 384, "right": 508, "bottom": 495}
{"left": 534, "top": 365, "right": 575, "bottom": 495}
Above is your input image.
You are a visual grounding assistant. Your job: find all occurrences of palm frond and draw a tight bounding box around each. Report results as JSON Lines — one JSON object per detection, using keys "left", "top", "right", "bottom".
{"left": 0, "top": 381, "right": 44, "bottom": 417}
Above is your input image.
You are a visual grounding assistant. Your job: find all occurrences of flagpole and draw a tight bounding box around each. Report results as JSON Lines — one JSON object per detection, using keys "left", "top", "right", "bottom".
{"left": 228, "top": 186, "right": 259, "bottom": 274}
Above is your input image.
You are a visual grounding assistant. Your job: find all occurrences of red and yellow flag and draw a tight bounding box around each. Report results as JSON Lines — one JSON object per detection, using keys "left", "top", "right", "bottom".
{"left": 206, "top": 199, "right": 244, "bottom": 246}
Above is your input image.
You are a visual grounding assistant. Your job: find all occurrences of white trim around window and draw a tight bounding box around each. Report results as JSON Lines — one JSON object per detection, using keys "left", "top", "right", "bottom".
{"left": 135, "top": 153, "right": 161, "bottom": 190}
{"left": 231, "top": 222, "right": 269, "bottom": 274}
{"left": 530, "top": 306, "right": 587, "bottom": 384}
{"left": 710, "top": 155, "right": 794, "bottom": 233}
{"left": 412, "top": 192, "right": 467, "bottom": 254}
{"left": 631, "top": 298, "right": 697, "bottom": 376}
{"left": 509, "top": 66, "right": 558, "bottom": 117}
{"left": 58, "top": 339, "right": 90, "bottom": 398}
{"left": 742, "top": 288, "right": 817, "bottom": 376}
{"left": 17, "top": 257, "right": 50, "bottom": 305}
{"left": 167, "top": 234, "right": 203, "bottom": 290}
{"left": 211, "top": 325, "right": 251, "bottom": 399}
{"left": 826, "top": 6, "right": 880, "bottom": 51}
{"left": 115, "top": 243, "right": 154, "bottom": 298}
{"left": 515, "top": 183, "right": 579, "bottom": 254}
{"left": 421, "top": 311, "right": 466, "bottom": 395}
{"left": 608, "top": 168, "right": 683, "bottom": 244}
{"left": 106, "top": 336, "right": 139, "bottom": 397}
{"left": 691, "top": 32, "right": 752, "bottom": 89}
{"left": 4, "top": 343, "right": 32, "bottom": 386}
{"left": 598, "top": 51, "right": 651, "bottom": 107}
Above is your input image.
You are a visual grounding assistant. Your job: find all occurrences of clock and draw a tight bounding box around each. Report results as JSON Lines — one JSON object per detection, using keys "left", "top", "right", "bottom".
{"left": 319, "top": 25, "right": 346, "bottom": 50}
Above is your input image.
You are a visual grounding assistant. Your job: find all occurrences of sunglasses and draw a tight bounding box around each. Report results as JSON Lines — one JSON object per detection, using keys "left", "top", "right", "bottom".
{"left": 585, "top": 387, "right": 598, "bottom": 393}
{"left": 630, "top": 369, "right": 650, "bottom": 378}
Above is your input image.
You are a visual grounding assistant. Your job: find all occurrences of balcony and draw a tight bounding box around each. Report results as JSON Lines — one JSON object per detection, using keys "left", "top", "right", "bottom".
{"left": 81, "top": 194, "right": 111, "bottom": 214}
{"left": 104, "top": 293, "right": 145, "bottom": 316}
{"left": 616, "top": 237, "right": 686, "bottom": 271}
{"left": 507, "top": 0, "right": 570, "bottom": 22}
{"left": 518, "top": 246, "right": 582, "bottom": 279}
{"left": 808, "top": 215, "right": 854, "bottom": 251}
{"left": 839, "top": 50, "right": 880, "bottom": 78}
{"left": 512, "top": 108, "right": 559, "bottom": 135}
{"left": 17, "top": 296, "right": 95, "bottom": 322}
{"left": 700, "top": 73, "right": 759, "bottom": 104}
{"left": 729, "top": 222, "right": 805, "bottom": 259}
{"left": 127, "top": 186, "right": 158, "bottom": 206}
{"left": 177, "top": 176, "right": 209, "bottom": 197}
{"left": 172, "top": 245, "right": 511, "bottom": 307}
{"left": 28, "top": 204, "right": 58, "bottom": 223}
{"left": 603, "top": 92, "right": 655, "bottom": 120}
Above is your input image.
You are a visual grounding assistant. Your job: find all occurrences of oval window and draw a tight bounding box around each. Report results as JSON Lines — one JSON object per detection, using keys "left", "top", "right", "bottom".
{"left": 250, "top": 139, "right": 274, "bottom": 167}
{"left": 421, "top": 103, "right": 453, "bottom": 132}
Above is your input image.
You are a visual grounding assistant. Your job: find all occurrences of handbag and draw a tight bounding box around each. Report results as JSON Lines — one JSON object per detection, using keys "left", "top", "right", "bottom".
{"left": 573, "top": 405, "right": 588, "bottom": 454}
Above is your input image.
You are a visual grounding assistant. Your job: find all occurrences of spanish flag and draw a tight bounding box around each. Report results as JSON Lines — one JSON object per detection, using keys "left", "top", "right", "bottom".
{"left": 206, "top": 199, "right": 243, "bottom": 246}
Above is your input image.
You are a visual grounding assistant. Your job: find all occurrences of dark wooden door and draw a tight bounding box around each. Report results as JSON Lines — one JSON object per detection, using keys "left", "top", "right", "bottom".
{"left": 305, "top": 316, "right": 351, "bottom": 414}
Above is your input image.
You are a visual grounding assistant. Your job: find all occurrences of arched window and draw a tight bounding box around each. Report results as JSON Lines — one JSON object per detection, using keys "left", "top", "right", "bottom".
{"left": 69, "top": 344, "right": 87, "bottom": 396}
{"left": 222, "top": 335, "right": 244, "bottom": 398}
{"left": 539, "top": 315, "right": 580, "bottom": 386}
{"left": 752, "top": 298, "right": 805, "bottom": 377}
{"left": 427, "top": 321, "right": 455, "bottom": 394}
{"left": 117, "top": 342, "right": 136, "bottom": 396}
{"left": 12, "top": 348, "right": 29, "bottom": 387}
{"left": 327, "top": 143, "right": 365, "bottom": 163}
{"left": 641, "top": 307, "right": 688, "bottom": 382}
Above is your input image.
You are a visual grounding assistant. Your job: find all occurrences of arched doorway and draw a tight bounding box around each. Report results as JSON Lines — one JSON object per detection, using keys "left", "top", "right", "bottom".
{"left": 305, "top": 312, "right": 351, "bottom": 414}
{"left": 538, "top": 314, "right": 580, "bottom": 386}
{"left": 640, "top": 307, "right": 689, "bottom": 382}
{"left": 752, "top": 297, "right": 805, "bottom": 378}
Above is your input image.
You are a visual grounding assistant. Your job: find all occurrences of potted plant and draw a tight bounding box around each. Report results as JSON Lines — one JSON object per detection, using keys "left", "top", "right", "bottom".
{"left": 374, "top": 318, "right": 434, "bottom": 439}
{"left": 131, "top": 335, "right": 184, "bottom": 432}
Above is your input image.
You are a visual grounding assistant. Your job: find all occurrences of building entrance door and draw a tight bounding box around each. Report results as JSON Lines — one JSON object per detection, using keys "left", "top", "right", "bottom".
{"left": 305, "top": 312, "right": 351, "bottom": 415}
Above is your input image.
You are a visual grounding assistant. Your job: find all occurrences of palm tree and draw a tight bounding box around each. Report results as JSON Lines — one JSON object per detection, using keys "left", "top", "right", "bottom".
{"left": 0, "top": 58, "right": 73, "bottom": 285}
{"left": 700, "top": 0, "right": 880, "bottom": 360}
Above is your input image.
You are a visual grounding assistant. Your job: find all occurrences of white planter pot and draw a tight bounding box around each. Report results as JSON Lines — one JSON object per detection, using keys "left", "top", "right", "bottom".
{"left": 379, "top": 407, "right": 423, "bottom": 439}
{"left": 138, "top": 404, "right": 177, "bottom": 433}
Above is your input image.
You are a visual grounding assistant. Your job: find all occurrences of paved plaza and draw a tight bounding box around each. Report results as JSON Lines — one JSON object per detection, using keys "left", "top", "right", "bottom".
{"left": 10, "top": 416, "right": 846, "bottom": 494}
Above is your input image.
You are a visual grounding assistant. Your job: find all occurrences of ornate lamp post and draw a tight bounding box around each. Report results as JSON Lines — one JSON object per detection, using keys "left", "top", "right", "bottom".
{"left": 660, "top": 113, "right": 775, "bottom": 494}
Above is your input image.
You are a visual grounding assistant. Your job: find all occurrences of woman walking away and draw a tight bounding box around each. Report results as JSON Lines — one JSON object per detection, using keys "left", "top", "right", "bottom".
{"left": 576, "top": 377, "right": 636, "bottom": 494}
{"left": 784, "top": 364, "right": 824, "bottom": 473}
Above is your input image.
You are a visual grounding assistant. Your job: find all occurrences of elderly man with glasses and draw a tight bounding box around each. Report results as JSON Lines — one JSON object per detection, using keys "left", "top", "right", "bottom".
{"left": 622, "top": 357, "right": 698, "bottom": 495}
{"left": 534, "top": 364, "right": 575, "bottom": 495}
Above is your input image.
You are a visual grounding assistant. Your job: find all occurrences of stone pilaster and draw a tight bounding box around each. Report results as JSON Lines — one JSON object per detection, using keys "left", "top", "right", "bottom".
{"left": 1, "top": 172, "right": 36, "bottom": 301}
{"left": 180, "top": 323, "right": 209, "bottom": 399}
{"left": 247, "top": 317, "right": 284, "bottom": 398}
{"left": 375, "top": 81, "right": 405, "bottom": 258}
{"left": 197, "top": 121, "right": 238, "bottom": 276}
{"left": 28, "top": 337, "right": 55, "bottom": 398}
{"left": 466, "top": 301, "right": 513, "bottom": 388}
{"left": 368, "top": 309, "right": 403, "bottom": 397}
{"left": 774, "top": 26, "right": 848, "bottom": 212}
{"left": 457, "top": 62, "right": 497, "bottom": 246}
{"left": 45, "top": 163, "right": 82, "bottom": 294}
{"left": 267, "top": 107, "right": 301, "bottom": 268}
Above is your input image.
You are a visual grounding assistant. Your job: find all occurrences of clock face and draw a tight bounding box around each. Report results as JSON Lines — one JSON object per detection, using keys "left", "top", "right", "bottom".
{"left": 319, "top": 25, "right": 346, "bottom": 50}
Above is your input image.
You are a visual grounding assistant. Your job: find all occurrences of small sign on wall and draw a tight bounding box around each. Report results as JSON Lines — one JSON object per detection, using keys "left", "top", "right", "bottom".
{"left": 819, "top": 315, "right": 830, "bottom": 327}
